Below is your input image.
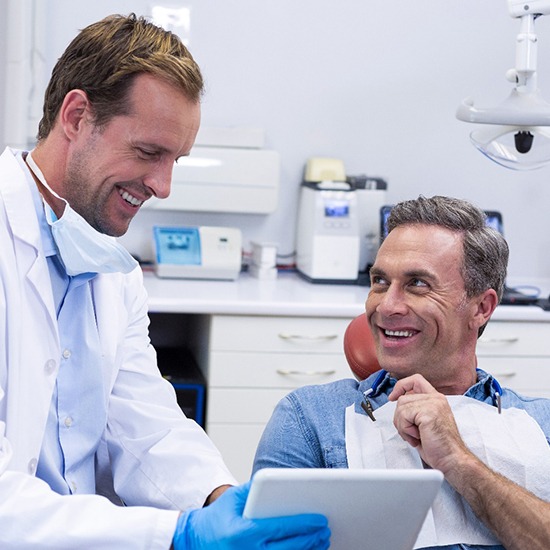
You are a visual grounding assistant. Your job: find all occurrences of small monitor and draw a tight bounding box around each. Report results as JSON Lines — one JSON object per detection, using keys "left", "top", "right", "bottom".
{"left": 483, "top": 210, "right": 504, "bottom": 234}
{"left": 380, "top": 204, "right": 393, "bottom": 242}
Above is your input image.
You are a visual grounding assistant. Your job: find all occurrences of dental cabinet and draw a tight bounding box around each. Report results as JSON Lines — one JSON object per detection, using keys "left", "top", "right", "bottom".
{"left": 144, "top": 272, "right": 550, "bottom": 482}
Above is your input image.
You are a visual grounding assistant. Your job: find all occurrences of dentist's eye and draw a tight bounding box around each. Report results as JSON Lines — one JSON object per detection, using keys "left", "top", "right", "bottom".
{"left": 137, "top": 148, "right": 159, "bottom": 160}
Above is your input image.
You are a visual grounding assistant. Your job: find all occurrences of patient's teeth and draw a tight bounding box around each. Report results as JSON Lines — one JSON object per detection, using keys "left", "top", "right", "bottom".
{"left": 385, "top": 329, "right": 413, "bottom": 337}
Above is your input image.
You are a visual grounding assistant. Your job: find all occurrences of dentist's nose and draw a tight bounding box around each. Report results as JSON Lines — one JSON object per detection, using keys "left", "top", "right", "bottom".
{"left": 143, "top": 161, "right": 174, "bottom": 199}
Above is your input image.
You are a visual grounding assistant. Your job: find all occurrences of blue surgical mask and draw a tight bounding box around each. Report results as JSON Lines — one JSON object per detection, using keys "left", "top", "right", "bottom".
{"left": 26, "top": 152, "right": 138, "bottom": 276}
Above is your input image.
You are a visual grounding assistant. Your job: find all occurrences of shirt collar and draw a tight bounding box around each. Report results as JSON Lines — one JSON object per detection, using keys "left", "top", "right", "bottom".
{"left": 16, "top": 150, "right": 57, "bottom": 258}
{"left": 356, "top": 368, "right": 499, "bottom": 416}
{"left": 17, "top": 150, "right": 96, "bottom": 285}
{"left": 466, "top": 368, "right": 501, "bottom": 406}
{"left": 358, "top": 370, "right": 395, "bottom": 397}
{"left": 359, "top": 369, "right": 498, "bottom": 400}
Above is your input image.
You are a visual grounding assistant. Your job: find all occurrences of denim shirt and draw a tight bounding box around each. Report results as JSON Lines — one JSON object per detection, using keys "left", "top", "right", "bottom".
{"left": 252, "top": 369, "right": 550, "bottom": 550}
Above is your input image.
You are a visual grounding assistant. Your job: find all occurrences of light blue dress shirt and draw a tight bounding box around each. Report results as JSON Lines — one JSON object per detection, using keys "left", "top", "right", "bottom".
{"left": 20, "top": 152, "right": 106, "bottom": 496}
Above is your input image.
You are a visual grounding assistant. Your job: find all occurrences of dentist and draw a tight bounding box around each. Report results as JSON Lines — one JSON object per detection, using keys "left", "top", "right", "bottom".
{"left": 0, "top": 13, "right": 329, "bottom": 550}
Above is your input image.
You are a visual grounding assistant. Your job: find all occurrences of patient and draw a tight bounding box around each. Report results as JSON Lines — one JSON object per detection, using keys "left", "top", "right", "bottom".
{"left": 253, "top": 195, "right": 550, "bottom": 550}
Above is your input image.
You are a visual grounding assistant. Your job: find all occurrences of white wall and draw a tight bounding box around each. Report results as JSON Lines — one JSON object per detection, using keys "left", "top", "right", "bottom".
{"left": 3, "top": 0, "right": 550, "bottom": 287}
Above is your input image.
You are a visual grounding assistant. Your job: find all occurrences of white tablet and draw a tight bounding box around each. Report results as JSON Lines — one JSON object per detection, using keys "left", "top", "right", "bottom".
{"left": 244, "top": 468, "right": 443, "bottom": 550}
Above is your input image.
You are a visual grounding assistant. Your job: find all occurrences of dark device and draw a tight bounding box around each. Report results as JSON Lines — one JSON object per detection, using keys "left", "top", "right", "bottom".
{"left": 156, "top": 347, "right": 207, "bottom": 427}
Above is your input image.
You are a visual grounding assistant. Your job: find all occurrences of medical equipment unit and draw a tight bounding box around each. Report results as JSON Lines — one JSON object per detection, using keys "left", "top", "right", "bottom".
{"left": 457, "top": 0, "right": 550, "bottom": 170}
{"left": 153, "top": 225, "right": 242, "bottom": 280}
{"left": 351, "top": 174, "right": 388, "bottom": 279}
{"left": 142, "top": 127, "right": 280, "bottom": 213}
{"left": 295, "top": 158, "right": 387, "bottom": 284}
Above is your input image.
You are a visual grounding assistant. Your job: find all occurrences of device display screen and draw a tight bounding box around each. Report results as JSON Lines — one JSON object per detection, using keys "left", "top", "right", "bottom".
{"left": 324, "top": 200, "right": 349, "bottom": 218}
{"left": 154, "top": 226, "right": 202, "bottom": 265}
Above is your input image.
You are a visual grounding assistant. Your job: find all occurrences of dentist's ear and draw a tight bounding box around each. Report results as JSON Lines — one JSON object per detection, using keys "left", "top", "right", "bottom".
{"left": 58, "top": 89, "right": 90, "bottom": 140}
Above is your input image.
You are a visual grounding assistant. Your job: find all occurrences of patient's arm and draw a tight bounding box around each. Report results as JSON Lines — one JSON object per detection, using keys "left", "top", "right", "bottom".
{"left": 390, "top": 374, "right": 550, "bottom": 550}
{"left": 252, "top": 393, "right": 325, "bottom": 474}
{"left": 447, "top": 449, "right": 550, "bottom": 550}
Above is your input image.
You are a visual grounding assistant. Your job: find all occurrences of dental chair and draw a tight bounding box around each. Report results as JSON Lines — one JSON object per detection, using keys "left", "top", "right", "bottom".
{"left": 343, "top": 314, "right": 380, "bottom": 380}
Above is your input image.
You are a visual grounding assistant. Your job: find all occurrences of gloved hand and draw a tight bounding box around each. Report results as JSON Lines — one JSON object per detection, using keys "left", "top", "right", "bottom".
{"left": 172, "top": 481, "right": 330, "bottom": 550}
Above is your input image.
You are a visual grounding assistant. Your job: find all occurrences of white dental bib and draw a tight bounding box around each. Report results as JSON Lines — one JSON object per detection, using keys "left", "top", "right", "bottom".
{"left": 345, "top": 395, "right": 550, "bottom": 548}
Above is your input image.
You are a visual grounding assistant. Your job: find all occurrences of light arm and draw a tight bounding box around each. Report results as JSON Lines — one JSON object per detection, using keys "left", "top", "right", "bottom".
{"left": 444, "top": 449, "right": 550, "bottom": 550}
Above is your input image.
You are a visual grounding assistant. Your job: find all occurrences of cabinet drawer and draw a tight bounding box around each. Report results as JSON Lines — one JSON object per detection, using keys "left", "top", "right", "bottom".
{"left": 207, "top": 388, "right": 294, "bottom": 423}
{"left": 477, "top": 357, "right": 550, "bottom": 396}
{"left": 478, "top": 322, "right": 550, "bottom": 357}
{"left": 209, "top": 351, "right": 352, "bottom": 387}
{"left": 210, "top": 315, "right": 352, "bottom": 353}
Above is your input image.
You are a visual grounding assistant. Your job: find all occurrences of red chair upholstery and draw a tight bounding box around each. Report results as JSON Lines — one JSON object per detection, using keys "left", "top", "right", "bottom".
{"left": 343, "top": 314, "right": 380, "bottom": 380}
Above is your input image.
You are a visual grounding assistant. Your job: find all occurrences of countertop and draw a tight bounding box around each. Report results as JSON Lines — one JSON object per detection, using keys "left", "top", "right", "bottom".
{"left": 143, "top": 270, "right": 550, "bottom": 321}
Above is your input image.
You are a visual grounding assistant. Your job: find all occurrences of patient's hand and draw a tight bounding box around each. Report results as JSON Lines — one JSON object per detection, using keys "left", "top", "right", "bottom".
{"left": 388, "top": 374, "right": 471, "bottom": 475}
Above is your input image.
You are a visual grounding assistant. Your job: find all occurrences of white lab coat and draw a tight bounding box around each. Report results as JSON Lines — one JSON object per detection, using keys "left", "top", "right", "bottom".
{"left": 0, "top": 147, "right": 237, "bottom": 548}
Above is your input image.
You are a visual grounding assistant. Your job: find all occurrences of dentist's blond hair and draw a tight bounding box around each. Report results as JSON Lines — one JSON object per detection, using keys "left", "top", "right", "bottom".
{"left": 38, "top": 13, "right": 203, "bottom": 140}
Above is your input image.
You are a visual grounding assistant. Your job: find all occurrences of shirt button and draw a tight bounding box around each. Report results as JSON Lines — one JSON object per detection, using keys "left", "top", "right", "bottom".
{"left": 64, "top": 416, "right": 73, "bottom": 428}
{"left": 44, "top": 359, "right": 56, "bottom": 375}
{"left": 62, "top": 349, "right": 71, "bottom": 359}
{"left": 28, "top": 458, "right": 37, "bottom": 475}
{"left": 70, "top": 481, "right": 77, "bottom": 493}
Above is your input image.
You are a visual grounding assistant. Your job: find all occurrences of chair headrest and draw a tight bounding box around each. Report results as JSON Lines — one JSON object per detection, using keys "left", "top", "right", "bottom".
{"left": 343, "top": 314, "right": 380, "bottom": 380}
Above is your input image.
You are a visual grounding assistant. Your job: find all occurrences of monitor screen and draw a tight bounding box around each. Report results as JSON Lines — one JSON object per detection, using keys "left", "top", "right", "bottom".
{"left": 324, "top": 199, "right": 350, "bottom": 218}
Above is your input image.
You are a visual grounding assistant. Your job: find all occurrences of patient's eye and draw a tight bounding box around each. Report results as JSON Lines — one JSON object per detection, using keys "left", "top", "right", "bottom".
{"left": 371, "top": 275, "right": 388, "bottom": 287}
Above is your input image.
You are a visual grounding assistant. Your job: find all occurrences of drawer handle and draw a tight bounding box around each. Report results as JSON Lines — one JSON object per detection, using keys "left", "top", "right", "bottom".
{"left": 276, "top": 369, "right": 337, "bottom": 377}
{"left": 278, "top": 333, "right": 338, "bottom": 342}
{"left": 479, "top": 337, "right": 519, "bottom": 345}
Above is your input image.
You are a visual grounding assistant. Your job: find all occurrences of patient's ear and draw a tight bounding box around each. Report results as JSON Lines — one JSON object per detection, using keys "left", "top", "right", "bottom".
{"left": 470, "top": 289, "right": 498, "bottom": 331}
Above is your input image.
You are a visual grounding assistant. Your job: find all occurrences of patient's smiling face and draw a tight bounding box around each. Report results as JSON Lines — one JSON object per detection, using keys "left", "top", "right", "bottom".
{"left": 366, "top": 224, "right": 480, "bottom": 393}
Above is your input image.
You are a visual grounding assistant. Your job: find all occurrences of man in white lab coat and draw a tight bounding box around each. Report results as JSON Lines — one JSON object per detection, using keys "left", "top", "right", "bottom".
{"left": 0, "top": 13, "right": 329, "bottom": 550}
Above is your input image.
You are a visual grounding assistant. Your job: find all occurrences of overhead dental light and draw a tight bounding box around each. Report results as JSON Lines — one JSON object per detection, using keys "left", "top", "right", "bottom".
{"left": 457, "top": 0, "right": 550, "bottom": 170}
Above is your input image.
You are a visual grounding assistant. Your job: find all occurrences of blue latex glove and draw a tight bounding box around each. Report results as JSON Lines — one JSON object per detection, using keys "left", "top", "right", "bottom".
{"left": 172, "top": 482, "right": 330, "bottom": 550}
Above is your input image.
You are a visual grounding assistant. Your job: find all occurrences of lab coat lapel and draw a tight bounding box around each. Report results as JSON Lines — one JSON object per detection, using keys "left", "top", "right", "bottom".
{"left": 0, "top": 147, "right": 60, "bottom": 472}
{"left": 0, "top": 147, "right": 57, "bottom": 331}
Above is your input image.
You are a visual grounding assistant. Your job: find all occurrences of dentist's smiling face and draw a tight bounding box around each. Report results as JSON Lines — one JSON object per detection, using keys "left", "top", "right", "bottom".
{"left": 366, "top": 224, "right": 480, "bottom": 393}
{"left": 61, "top": 73, "right": 201, "bottom": 237}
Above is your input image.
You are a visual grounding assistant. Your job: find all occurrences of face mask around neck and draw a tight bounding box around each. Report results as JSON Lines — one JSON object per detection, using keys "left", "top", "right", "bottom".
{"left": 26, "top": 152, "right": 138, "bottom": 276}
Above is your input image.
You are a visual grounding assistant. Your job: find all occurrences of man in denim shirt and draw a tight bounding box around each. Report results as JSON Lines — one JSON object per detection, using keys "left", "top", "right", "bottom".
{"left": 253, "top": 195, "right": 550, "bottom": 549}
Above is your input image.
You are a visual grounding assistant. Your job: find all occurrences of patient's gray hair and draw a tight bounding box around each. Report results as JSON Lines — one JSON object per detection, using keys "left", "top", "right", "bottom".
{"left": 387, "top": 195, "right": 509, "bottom": 318}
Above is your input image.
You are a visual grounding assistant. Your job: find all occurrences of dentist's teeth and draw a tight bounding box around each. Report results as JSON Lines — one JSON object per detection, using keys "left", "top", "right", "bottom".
{"left": 120, "top": 190, "right": 142, "bottom": 206}
{"left": 385, "top": 329, "right": 413, "bottom": 338}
